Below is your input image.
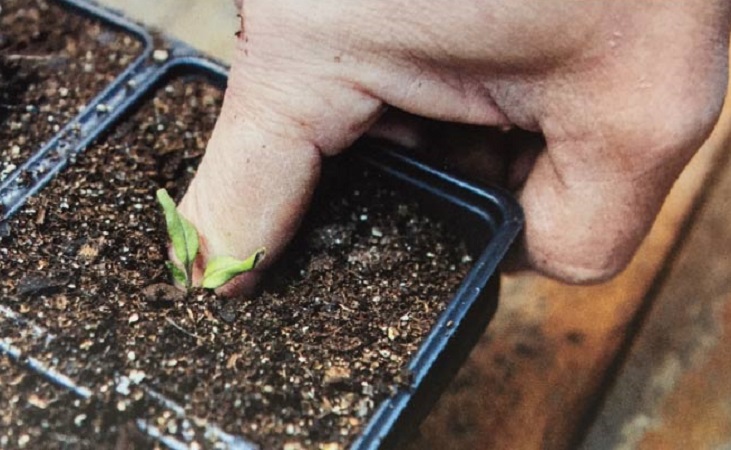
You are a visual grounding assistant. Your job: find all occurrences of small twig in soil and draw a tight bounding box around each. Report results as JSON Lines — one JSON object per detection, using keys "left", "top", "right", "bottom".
{"left": 1, "top": 54, "right": 68, "bottom": 66}
{"left": 3, "top": 53, "right": 56, "bottom": 61}
{"left": 49, "top": 433, "right": 81, "bottom": 444}
{"left": 165, "top": 316, "right": 203, "bottom": 340}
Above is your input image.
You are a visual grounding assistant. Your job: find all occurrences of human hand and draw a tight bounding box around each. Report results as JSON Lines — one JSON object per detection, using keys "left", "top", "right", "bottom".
{"left": 178, "top": 0, "right": 730, "bottom": 295}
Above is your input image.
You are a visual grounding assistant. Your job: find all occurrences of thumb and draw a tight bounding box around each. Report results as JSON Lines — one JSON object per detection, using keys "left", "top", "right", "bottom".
{"left": 178, "top": 25, "right": 382, "bottom": 296}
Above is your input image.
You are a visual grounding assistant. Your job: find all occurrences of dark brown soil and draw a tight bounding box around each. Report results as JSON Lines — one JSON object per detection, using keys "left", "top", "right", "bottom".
{"left": 0, "top": 0, "right": 142, "bottom": 179}
{"left": 0, "top": 354, "right": 80, "bottom": 449}
{"left": 0, "top": 354, "right": 154, "bottom": 449}
{"left": 0, "top": 77, "right": 472, "bottom": 449}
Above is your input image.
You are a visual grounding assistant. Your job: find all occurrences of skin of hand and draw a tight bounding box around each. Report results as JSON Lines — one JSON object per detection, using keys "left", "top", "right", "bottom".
{"left": 178, "top": 0, "right": 730, "bottom": 296}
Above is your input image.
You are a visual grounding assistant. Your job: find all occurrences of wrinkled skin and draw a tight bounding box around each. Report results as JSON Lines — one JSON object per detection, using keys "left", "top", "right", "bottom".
{"left": 178, "top": 0, "right": 730, "bottom": 295}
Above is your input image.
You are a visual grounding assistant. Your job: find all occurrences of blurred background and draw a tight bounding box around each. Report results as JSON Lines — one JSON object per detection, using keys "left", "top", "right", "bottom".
{"left": 96, "top": 0, "right": 238, "bottom": 61}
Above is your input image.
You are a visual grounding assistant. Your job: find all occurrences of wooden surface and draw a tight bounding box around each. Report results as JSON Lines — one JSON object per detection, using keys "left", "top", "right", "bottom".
{"left": 92, "top": 2, "right": 731, "bottom": 448}
{"left": 584, "top": 117, "right": 731, "bottom": 449}
{"left": 580, "top": 117, "right": 731, "bottom": 449}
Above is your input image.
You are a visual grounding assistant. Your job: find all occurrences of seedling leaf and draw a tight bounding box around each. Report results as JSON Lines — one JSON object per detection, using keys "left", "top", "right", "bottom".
{"left": 156, "top": 188, "right": 199, "bottom": 287}
{"left": 201, "top": 248, "right": 266, "bottom": 289}
{"left": 166, "top": 261, "right": 188, "bottom": 286}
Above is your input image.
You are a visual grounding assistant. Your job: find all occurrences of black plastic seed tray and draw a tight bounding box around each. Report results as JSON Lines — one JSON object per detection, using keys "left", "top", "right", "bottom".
{"left": 0, "top": 1, "right": 523, "bottom": 449}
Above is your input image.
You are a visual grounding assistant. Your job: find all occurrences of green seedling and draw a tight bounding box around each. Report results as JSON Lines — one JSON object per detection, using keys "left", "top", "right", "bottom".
{"left": 156, "top": 189, "right": 198, "bottom": 289}
{"left": 156, "top": 188, "right": 264, "bottom": 291}
{"left": 202, "top": 251, "right": 265, "bottom": 289}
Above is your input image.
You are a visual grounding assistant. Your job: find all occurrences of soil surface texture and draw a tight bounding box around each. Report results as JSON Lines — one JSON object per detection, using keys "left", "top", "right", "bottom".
{"left": 0, "top": 0, "right": 142, "bottom": 179}
{"left": 0, "top": 77, "right": 472, "bottom": 449}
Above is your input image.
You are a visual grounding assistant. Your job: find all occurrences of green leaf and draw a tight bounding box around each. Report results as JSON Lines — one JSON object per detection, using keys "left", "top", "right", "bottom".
{"left": 156, "top": 188, "right": 199, "bottom": 286}
{"left": 166, "top": 261, "right": 188, "bottom": 286}
{"left": 201, "top": 248, "right": 266, "bottom": 289}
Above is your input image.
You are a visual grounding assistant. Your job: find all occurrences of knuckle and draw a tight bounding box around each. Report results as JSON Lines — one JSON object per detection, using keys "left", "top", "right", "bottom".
{"left": 645, "top": 90, "right": 724, "bottom": 157}
{"left": 625, "top": 60, "right": 727, "bottom": 161}
{"left": 530, "top": 239, "right": 634, "bottom": 285}
{"left": 524, "top": 201, "right": 645, "bottom": 285}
